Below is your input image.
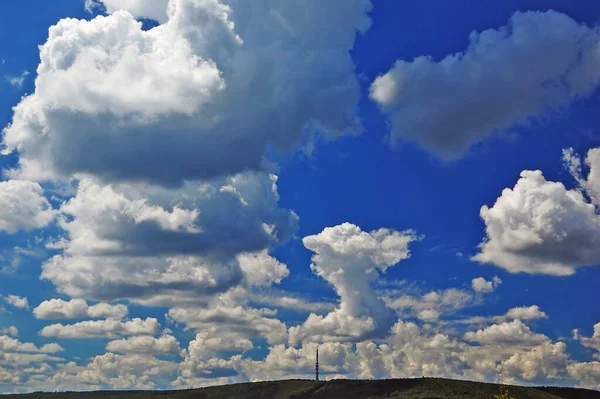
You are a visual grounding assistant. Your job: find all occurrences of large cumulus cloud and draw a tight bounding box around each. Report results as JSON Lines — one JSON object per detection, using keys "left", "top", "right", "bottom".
{"left": 289, "top": 223, "right": 419, "bottom": 344}
{"left": 474, "top": 147, "right": 600, "bottom": 275}
{"left": 3, "top": 0, "right": 372, "bottom": 186}
{"left": 41, "top": 173, "right": 297, "bottom": 304}
{"left": 370, "top": 11, "right": 600, "bottom": 159}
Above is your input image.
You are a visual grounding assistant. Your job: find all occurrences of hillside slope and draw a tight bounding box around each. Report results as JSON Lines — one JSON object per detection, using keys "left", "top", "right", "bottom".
{"left": 5, "top": 378, "right": 600, "bottom": 399}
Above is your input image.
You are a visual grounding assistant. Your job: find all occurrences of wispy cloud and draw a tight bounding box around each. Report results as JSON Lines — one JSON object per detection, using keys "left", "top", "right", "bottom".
{"left": 5, "top": 70, "right": 30, "bottom": 88}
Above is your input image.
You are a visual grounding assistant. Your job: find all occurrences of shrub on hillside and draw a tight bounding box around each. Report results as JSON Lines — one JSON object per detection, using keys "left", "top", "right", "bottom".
{"left": 494, "top": 385, "right": 515, "bottom": 399}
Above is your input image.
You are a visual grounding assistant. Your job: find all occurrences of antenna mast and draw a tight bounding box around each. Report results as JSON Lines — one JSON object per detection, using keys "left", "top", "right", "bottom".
{"left": 315, "top": 347, "right": 319, "bottom": 382}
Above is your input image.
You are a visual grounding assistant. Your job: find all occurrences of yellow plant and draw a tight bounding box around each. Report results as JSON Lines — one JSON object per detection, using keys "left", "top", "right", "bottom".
{"left": 494, "top": 385, "right": 515, "bottom": 399}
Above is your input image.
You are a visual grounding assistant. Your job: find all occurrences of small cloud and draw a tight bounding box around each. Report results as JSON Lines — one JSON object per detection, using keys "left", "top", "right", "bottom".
{"left": 1, "top": 244, "right": 45, "bottom": 275}
{"left": 504, "top": 305, "right": 548, "bottom": 321}
{"left": 13, "top": 246, "right": 38, "bottom": 257}
{"left": 0, "top": 256, "right": 23, "bottom": 275}
{"left": 84, "top": 0, "right": 98, "bottom": 12}
{"left": 455, "top": 251, "right": 464, "bottom": 258}
{"left": 2, "top": 294, "right": 29, "bottom": 309}
{"left": 418, "top": 309, "right": 441, "bottom": 322}
{"left": 5, "top": 70, "right": 30, "bottom": 88}
{"left": 471, "top": 276, "right": 502, "bottom": 293}
{"left": 40, "top": 343, "right": 64, "bottom": 354}
{"left": 0, "top": 325, "right": 19, "bottom": 337}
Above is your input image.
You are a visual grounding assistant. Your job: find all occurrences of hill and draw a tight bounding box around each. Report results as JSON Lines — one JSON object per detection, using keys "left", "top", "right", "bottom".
{"left": 4, "top": 378, "right": 600, "bottom": 399}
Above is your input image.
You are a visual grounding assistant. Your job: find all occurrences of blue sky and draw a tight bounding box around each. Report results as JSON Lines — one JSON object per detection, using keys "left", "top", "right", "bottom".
{"left": 1, "top": 0, "right": 600, "bottom": 393}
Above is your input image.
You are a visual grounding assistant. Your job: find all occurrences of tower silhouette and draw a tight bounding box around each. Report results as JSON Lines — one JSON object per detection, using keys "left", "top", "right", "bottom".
{"left": 315, "top": 347, "right": 319, "bottom": 382}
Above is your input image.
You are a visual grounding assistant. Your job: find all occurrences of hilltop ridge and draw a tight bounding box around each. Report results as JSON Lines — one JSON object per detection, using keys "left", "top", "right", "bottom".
{"left": 5, "top": 378, "right": 600, "bottom": 399}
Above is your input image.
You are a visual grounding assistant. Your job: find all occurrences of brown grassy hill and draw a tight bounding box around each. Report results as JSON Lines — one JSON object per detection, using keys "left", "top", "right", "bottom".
{"left": 5, "top": 378, "right": 600, "bottom": 399}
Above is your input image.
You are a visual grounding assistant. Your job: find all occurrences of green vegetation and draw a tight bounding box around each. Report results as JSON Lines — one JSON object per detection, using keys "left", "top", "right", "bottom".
{"left": 495, "top": 385, "right": 515, "bottom": 399}
{"left": 4, "top": 378, "right": 599, "bottom": 399}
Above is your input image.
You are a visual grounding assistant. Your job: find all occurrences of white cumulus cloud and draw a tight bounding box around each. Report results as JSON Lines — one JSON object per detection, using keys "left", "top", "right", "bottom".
{"left": 577, "top": 322, "right": 600, "bottom": 359}
{"left": 289, "top": 223, "right": 419, "bottom": 344}
{"left": 568, "top": 361, "right": 600, "bottom": 390}
{"left": 464, "top": 320, "right": 549, "bottom": 346}
{"left": 106, "top": 335, "right": 181, "bottom": 355}
{"left": 0, "top": 326, "right": 18, "bottom": 337}
{"left": 3, "top": 0, "right": 372, "bottom": 185}
{"left": 33, "top": 299, "right": 128, "bottom": 320}
{"left": 3, "top": 295, "right": 29, "bottom": 309}
{"left": 39, "top": 318, "right": 159, "bottom": 339}
{"left": 370, "top": 11, "right": 600, "bottom": 159}
{"left": 41, "top": 174, "right": 297, "bottom": 305}
{"left": 385, "top": 288, "right": 475, "bottom": 321}
{"left": 474, "top": 147, "right": 600, "bottom": 275}
{"left": 505, "top": 305, "right": 548, "bottom": 321}
{"left": 0, "top": 180, "right": 55, "bottom": 233}
{"left": 0, "top": 335, "right": 63, "bottom": 355}
{"left": 471, "top": 276, "right": 502, "bottom": 293}
{"left": 46, "top": 353, "right": 178, "bottom": 390}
